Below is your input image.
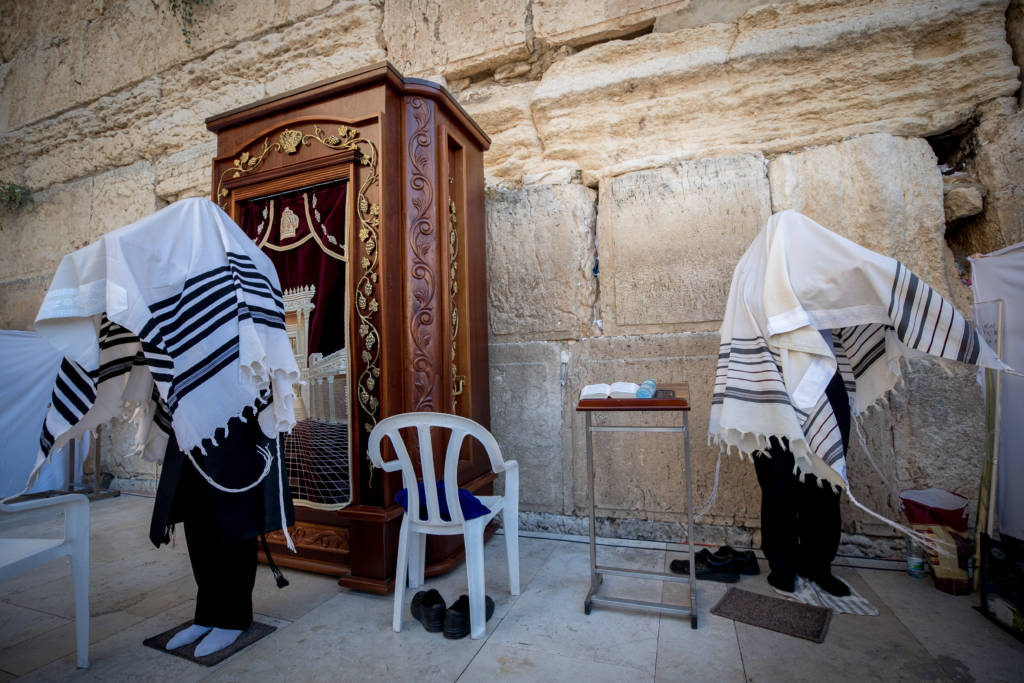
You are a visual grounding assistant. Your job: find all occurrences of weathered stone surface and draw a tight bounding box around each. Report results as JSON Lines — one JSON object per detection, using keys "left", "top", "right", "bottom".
{"left": 487, "top": 182, "right": 597, "bottom": 341}
{"left": 0, "top": 163, "right": 156, "bottom": 286}
{"left": 0, "top": 0, "right": 103, "bottom": 63}
{"left": 0, "top": 61, "right": 11, "bottom": 134}
{"left": 568, "top": 333, "right": 762, "bottom": 528}
{"left": 1010, "top": 0, "right": 1024, "bottom": 107}
{"left": 88, "top": 162, "right": 159, "bottom": 241}
{"left": 154, "top": 142, "right": 218, "bottom": 204}
{"left": 12, "top": 0, "right": 382, "bottom": 192}
{"left": 533, "top": 0, "right": 681, "bottom": 47}
{"left": 3, "top": 20, "right": 87, "bottom": 133}
{"left": 489, "top": 341, "right": 567, "bottom": 511}
{"left": 459, "top": 80, "right": 545, "bottom": 180}
{"left": 0, "top": 178, "right": 92, "bottom": 282}
{"left": 384, "top": 0, "right": 530, "bottom": 79}
{"left": 769, "top": 134, "right": 952, "bottom": 299}
{"left": 0, "top": 274, "right": 50, "bottom": 331}
{"left": 597, "top": 154, "right": 771, "bottom": 335}
{"left": 944, "top": 184, "right": 985, "bottom": 223}
{"left": 3, "top": 0, "right": 342, "bottom": 131}
{"left": 968, "top": 98, "right": 1024, "bottom": 252}
{"left": 842, "top": 361, "right": 986, "bottom": 536}
{"left": 531, "top": 0, "right": 1019, "bottom": 174}
{"left": 653, "top": 0, "right": 768, "bottom": 33}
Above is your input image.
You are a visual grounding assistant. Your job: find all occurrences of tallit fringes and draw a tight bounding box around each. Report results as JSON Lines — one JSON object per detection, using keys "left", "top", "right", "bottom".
{"left": 842, "top": 484, "right": 956, "bottom": 557}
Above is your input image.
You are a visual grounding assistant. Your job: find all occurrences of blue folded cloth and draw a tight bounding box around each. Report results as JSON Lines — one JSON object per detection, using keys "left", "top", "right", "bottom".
{"left": 395, "top": 481, "right": 491, "bottom": 521}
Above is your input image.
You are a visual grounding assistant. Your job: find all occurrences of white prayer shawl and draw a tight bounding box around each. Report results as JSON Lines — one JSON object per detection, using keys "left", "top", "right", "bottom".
{"left": 710, "top": 210, "right": 1008, "bottom": 492}
{"left": 29, "top": 198, "right": 300, "bottom": 488}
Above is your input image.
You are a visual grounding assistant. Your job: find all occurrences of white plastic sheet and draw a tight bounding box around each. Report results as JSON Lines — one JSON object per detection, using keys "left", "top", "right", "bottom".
{"left": 0, "top": 330, "right": 84, "bottom": 497}
{"left": 971, "top": 242, "right": 1024, "bottom": 540}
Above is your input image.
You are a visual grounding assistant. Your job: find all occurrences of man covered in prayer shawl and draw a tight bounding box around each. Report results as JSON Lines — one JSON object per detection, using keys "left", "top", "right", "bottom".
{"left": 31, "top": 198, "right": 301, "bottom": 657}
{"left": 710, "top": 210, "right": 1009, "bottom": 596}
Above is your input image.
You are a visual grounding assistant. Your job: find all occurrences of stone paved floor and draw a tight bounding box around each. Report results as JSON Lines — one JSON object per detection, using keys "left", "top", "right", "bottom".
{"left": 1, "top": 494, "right": 1022, "bottom": 681}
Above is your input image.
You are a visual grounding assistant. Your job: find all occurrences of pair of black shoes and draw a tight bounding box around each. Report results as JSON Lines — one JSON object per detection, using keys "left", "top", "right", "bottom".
{"left": 410, "top": 589, "right": 495, "bottom": 639}
{"left": 669, "top": 545, "right": 760, "bottom": 583}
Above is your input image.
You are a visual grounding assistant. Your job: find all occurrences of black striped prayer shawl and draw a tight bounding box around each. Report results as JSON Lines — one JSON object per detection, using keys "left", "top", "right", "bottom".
{"left": 709, "top": 210, "right": 1007, "bottom": 493}
{"left": 29, "top": 198, "right": 299, "bottom": 491}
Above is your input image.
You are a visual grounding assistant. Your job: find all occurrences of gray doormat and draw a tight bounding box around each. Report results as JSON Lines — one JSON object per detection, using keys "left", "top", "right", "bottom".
{"left": 143, "top": 620, "right": 276, "bottom": 666}
{"left": 711, "top": 587, "right": 832, "bottom": 643}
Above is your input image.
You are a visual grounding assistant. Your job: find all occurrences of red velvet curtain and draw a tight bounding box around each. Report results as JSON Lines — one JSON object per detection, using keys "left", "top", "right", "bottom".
{"left": 238, "top": 181, "right": 348, "bottom": 356}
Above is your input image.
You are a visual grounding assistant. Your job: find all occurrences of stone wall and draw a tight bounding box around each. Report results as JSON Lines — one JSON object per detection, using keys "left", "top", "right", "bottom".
{"left": 2, "top": 0, "right": 1021, "bottom": 556}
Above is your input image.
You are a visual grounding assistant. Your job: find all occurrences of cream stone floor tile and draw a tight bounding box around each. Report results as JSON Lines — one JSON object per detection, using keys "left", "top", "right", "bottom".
{"left": 0, "top": 608, "right": 145, "bottom": 676}
{"left": 483, "top": 541, "right": 663, "bottom": 678}
{"left": 16, "top": 600, "right": 207, "bottom": 682}
{"left": 6, "top": 496, "right": 1024, "bottom": 681}
{"left": 734, "top": 568, "right": 951, "bottom": 682}
{"left": 0, "top": 602, "right": 68, "bottom": 651}
{"left": 859, "top": 567, "right": 1024, "bottom": 683}
{"left": 458, "top": 641, "right": 653, "bottom": 682}
{"left": 250, "top": 564, "right": 340, "bottom": 623}
{"left": 202, "top": 590, "right": 485, "bottom": 683}
{"left": 656, "top": 557, "right": 746, "bottom": 683}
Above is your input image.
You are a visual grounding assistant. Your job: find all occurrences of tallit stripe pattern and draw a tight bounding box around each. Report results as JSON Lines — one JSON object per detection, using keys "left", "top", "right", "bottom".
{"left": 709, "top": 210, "right": 1005, "bottom": 494}
{"left": 31, "top": 198, "right": 299, "bottom": 489}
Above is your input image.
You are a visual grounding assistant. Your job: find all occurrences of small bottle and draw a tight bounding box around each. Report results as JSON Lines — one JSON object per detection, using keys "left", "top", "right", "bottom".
{"left": 906, "top": 538, "right": 925, "bottom": 578}
{"left": 636, "top": 379, "right": 657, "bottom": 399}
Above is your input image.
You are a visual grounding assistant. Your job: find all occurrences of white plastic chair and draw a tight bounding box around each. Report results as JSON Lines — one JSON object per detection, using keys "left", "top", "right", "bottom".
{"left": 368, "top": 412, "right": 519, "bottom": 639}
{"left": 0, "top": 494, "right": 90, "bottom": 668}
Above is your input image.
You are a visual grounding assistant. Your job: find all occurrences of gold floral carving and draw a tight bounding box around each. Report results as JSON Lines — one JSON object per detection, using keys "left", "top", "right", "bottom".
{"left": 449, "top": 197, "right": 463, "bottom": 413}
{"left": 218, "top": 125, "right": 381, "bottom": 435}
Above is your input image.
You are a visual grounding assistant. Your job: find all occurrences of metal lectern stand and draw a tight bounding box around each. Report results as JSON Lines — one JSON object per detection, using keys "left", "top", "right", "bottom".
{"left": 576, "top": 383, "right": 698, "bottom": 629}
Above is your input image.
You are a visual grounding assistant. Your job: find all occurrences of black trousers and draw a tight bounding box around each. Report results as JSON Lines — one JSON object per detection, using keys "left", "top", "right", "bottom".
{"left": 754, "top": 370, "right": 850, "bottom": 580}
{"left": 184, "top": 517, "right": 257, "bottom": 630}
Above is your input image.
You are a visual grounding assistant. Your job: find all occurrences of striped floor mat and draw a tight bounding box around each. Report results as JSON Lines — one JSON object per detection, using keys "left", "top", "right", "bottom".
{"left": 772, "top": 576, "right": 879, "bottom": 616}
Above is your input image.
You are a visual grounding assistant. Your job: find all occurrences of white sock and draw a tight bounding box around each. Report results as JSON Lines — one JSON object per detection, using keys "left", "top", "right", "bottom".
{"left": 166, "top": 623, "right": 212, "bottom": 650}
{"left": 194, "top": 627, "right": 244, "bottom": 657}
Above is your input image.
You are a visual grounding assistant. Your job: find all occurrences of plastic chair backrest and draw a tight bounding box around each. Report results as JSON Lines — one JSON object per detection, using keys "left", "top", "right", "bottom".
{"left": 368, "top": 412, "right": 506, "bottom": 527}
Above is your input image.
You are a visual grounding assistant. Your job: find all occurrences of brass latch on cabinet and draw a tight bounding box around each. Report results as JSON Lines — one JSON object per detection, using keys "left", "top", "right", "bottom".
{"left": 453, "top": 374, "right": 466, "bottom": 396}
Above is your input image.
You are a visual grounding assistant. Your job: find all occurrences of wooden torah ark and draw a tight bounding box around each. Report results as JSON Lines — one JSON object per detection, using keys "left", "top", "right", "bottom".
{"left": 206, "top": 61, "right": 492, "bottom": 594}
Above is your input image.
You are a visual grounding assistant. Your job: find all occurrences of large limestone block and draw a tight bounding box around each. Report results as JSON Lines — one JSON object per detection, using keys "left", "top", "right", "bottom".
{"left": 0, "top": 274, "right": 50, "bottom": 331}
{"left": 533, "top": 0, "right": 684, "bottom": 47}
{"left": 971, "top": 98, "right": 1024, "bottom": 251}
{"left": 530, "top": 0, "right": 1019, "bottom": 173}
{"left": 489, "top": 341, "right": 567, "bottom": 512}
{"left": 384, "top": 0, "right": 530, "bottom": 79}
{"left": 840, "top": 361, "right": 985, "bottom": 537}
{"left": 568, "top": 333, "right": 763, "bottom": 528}
{"left": 155, "top": 142, "right": 218, "bottom": 204}
{"left": 0, "top": 178, "right": 93, "bottom": 282}
{"left": 459, "top": 81, "right": 544, "bottom": 180}
{"left": 597, "top": 154, "right": 771, "bottom": 335}
{"left": 0, "top": 0, "right": 103, "bottom": 62}
{"left": 487, "top": 182, "right": 597, "bottom": 341}
{"left": 3, "top": 0, "right": 342, "bottom": 131}
{"left": 16, "top": 0, "right": 381, "bottom": 192}
{"left": 88, "top": 162, "right": 159, "bottom": 241}
{"left": 4, "top": 21, "right": 87, "bottom": 133}
{"left": 769, "top": 134, "right": 951, "bottom": 299}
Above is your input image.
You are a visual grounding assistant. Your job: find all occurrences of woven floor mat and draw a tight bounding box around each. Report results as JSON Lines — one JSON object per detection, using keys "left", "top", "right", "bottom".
{"left": 711, "top": 587, "right": 832, "bottom": 643}
{"left": 143, "top": 620, "right": 276, "bottom": 666}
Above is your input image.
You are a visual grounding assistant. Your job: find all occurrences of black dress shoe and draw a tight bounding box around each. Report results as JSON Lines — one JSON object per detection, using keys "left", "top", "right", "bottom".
{"left": 669, "top": 548, "right": 712, "bottom": 574}
{"left": 443, "top": 594, "right": 495, "bottom": 639}
{"left": 410, "top": 589, "right": 446, "bottom": 632}
{"left": 670, "top": 550, "right": 739, "bottom": 583}
{"left": 713, "top": 545, "right": 760, "bottom": 575}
